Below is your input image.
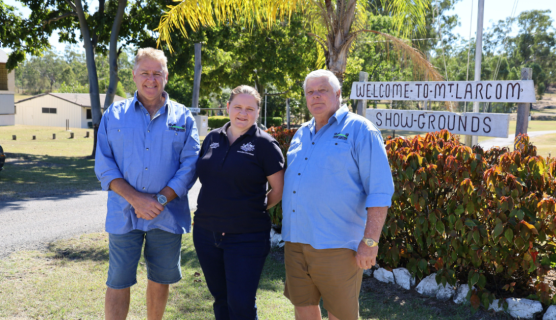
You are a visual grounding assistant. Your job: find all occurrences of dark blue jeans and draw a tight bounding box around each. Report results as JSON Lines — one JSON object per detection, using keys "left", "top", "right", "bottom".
{"left": 193, "top": 226, "right": 270, "bottom": 320}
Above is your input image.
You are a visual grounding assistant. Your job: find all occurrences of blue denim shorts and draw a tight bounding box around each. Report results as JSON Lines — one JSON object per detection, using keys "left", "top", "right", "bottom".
{"left": 106, "top": 229, "right": 183, "bottom": 289}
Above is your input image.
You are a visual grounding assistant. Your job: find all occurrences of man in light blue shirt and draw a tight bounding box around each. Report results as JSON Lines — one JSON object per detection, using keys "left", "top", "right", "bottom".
{"left": 282, "top": 70, "right": 394, "bottom": 320}
{"left": 95, "top": 48, "right": 199, "bottom": 319}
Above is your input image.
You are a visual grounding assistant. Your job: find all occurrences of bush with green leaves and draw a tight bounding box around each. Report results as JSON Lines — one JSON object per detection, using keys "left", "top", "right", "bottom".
{"left": 207, "top": 116, "right": 229, "bottom": 129}
{"left": 264, "top": 117, "right": 283, "bottom": 127}
{"left": 380, "top": 130, "right": 556, "bottom": 308}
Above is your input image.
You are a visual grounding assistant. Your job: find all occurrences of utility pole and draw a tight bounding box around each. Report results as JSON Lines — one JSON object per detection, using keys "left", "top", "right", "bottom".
{"left": 286, "top": 98, "right": 290, "bottom": 129}
{"left": 264, "top": 89, "right": 267, "bottom": 128}
{"left": 191, "top": 43, "right": 202, "bottom": 111}
{"left": 465, "top": 0, "right": 484, "bottom": 147}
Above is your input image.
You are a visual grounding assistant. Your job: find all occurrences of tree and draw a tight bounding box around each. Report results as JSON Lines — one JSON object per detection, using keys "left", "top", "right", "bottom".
{"left": 156, "top": 0, "right": 442, "bottom": 85}
{"left": 0, "top": 1, "right": 51, "bottom": 69}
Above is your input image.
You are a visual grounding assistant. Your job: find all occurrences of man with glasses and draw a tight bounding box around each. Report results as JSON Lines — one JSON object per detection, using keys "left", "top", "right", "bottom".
{"left": 95, "top": 47, "right": 199, "bottom": 319}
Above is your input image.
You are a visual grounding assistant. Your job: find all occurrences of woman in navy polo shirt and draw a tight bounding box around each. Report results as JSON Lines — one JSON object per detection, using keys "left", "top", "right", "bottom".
{"left": 194, "top": 85, "right": 285, "bottom": 320}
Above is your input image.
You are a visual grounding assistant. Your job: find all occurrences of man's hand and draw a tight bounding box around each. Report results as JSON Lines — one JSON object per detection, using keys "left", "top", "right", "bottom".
{"left": 129, "top": 193, "right": 164, "bottom": 220}
{"left": 355, "top": 241, "right": 378, "bottom": 269}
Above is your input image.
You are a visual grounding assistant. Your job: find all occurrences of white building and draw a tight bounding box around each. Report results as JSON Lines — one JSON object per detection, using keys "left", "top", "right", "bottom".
{"left": 0, "top": 49, "right": 16, "bottom": 126}
{"left": 15, "top": 93, "right": 125, "bottom": 129}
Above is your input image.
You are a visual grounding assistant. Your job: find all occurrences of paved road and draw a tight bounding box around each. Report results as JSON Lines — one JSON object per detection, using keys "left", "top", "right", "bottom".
{"left": 0, "top": 180, "right": 201, "bottom": 258}
{"left": 479, "top": 130, "right": 556, "bottom": 150}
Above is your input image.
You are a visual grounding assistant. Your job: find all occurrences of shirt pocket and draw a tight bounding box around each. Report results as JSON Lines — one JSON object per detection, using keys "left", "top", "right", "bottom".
{"left": 162, "top": 130, "right": 185, "bottom": 163}
{"left": 108, "top": 128, "right": 134, "bottom": 163}
{"left": 317, "top": 140, "right": 351, "bottom": 173}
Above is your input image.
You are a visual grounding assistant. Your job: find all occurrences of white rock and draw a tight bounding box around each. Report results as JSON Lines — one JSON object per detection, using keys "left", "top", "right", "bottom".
{"left": 488, "top": 298, "right": 542, "bottom": 319}
{"left": 393, "top": 268, "right": 413, "bottom": 290}
{"left": 363, "top": 269, "right": 373, "bottom": 277}
{"left": 506, "top": 298, "right": 543, "bottom": 319}
{"left": 373, "top": 268, "right": 395, "bottom": 284}
{"left": 453, "top": 284, "right": 472, "bottom": 304}
{"left": 415, "top": 273, "right": 439, "bottom": 297}
{"left": 436, "top": 283, "right": 456, "bottom": 301}
{"left": 269, "top": 229, "right": 284, "bottom": 248}
{"left": 488, "top": 299, "right": 504, "bottom": 313}
{"left": 543, "top": 305, "right": 556, "bottom": 320}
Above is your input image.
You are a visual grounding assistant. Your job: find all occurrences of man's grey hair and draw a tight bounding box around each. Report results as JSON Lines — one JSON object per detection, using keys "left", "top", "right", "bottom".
{"left": 303, "top": 69, "right": 341, "bottom": 93}
{"left": 133, "top": 47, "right": 168, "bottom": 74}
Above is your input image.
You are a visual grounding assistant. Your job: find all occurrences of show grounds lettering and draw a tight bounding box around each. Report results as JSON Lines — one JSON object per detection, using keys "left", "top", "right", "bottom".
{"left": 365, "top": 110, "right": 510, "bottom": 138}
{"left": 350, "top": 80, "right": 536, "bottom": 103}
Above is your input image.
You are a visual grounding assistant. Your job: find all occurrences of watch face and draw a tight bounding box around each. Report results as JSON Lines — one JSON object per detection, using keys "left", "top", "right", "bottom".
{"left": 157, "top": 195, "right": 167, "bottom": 204}
{"left": 365, "top": 238, "right": 376, "bottom": 247}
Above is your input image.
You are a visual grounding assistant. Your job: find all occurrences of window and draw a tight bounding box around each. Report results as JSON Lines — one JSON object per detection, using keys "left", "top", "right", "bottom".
{"left": 0, "top": 64, "right": 7, "bottom": 91}
{"left": 86, "top": 109, "right": 92, "bottom": 119}
{"left": 42, "top": 108, "right": 57, "bottom": 114}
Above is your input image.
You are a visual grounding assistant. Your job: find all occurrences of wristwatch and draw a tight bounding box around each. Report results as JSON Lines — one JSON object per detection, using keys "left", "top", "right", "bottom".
{"left": 155, "top": 193, "right": 167, "bottom": 206}
{"left": 362, "top": 237, "right": 379, "bottom": 247}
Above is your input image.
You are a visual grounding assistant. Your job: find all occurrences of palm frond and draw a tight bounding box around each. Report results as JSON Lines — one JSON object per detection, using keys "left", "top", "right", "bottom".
{"left": 379, "top": 0, "right": 429, "bottom": 37}
{"left": 156, "top": 0, "right": 304, "bottom": 53}
{"left": 361, "top": 30, "right": 443, "bottom": 81}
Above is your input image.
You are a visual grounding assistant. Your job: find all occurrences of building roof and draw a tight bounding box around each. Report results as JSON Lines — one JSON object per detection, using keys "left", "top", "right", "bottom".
{"left": 15, "top": 93, "right": 126, "bottom": 107}
{"left": 0, "top": 49, "right": 8, "bottom": 64}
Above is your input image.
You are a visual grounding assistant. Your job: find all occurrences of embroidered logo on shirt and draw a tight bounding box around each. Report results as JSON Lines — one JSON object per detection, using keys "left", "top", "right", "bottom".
{"left": 240, "top": 142, "right": 255, "bottom": 152}
{"left": 210, "top": 142, "right": 220, "bottom": 149}
{"left": 238, "top": 142, "right": 255, "bottom": 156}
{"left": 168, "top": 124, "right": 186, "bottom": 132}
{"left": 333, "top": 133, "right": 349, "bottom": 140}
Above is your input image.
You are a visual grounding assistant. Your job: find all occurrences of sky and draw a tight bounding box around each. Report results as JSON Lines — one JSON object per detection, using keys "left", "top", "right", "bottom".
{"left": 448, "top": 0, "right": 556, "bottom": 40}
{"left": 1, "top": 0, "right": 556, "bottom": 55}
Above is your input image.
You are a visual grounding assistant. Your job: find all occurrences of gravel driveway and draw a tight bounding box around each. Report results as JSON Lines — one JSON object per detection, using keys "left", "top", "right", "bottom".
{"left": 0, "top": 180, "right": 201, "bottom": 258}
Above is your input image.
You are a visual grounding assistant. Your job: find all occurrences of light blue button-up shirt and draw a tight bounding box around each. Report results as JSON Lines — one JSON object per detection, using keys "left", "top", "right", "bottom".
{"left": 282, "top": 105, "right": 394, "bottom": 251}
{"left": 95, "top": 92, "right": 200, "bottom": 234}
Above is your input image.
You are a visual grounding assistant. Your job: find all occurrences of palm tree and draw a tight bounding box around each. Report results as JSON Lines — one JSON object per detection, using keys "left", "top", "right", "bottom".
{"left": 155, "top": 0, "right": 442, "bottom": 84}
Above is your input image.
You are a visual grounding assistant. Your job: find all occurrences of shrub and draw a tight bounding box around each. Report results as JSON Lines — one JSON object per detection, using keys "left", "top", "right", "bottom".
{"left": 265, "top": 126, "right": 297, "bottom": 229}
{"left": 207, "top": 116, "right": 229, "bottom": 129}
{"left": 264, "top": 117, "right": 283, "bottom": 127}
{"left": 380, "top": 130, "right": 556, "bottom": 308}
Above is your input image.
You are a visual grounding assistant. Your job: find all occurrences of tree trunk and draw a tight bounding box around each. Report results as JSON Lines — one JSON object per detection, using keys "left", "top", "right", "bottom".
{"left": 104, "top": 0, "right": 128, "bottom": 111}
{"left": 74, "top": 0, "right": 102, "bottom": 158}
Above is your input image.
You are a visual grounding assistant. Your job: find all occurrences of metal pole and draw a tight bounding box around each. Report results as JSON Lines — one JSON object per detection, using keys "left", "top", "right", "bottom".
{"left": 264, "top": 89, "right": 267, "bottom": 128}
{"left": 356, "top": 71, "right": 369, "bottom": 116}
{"left": 192, "top": 43, "right": 202, "bottom": 110}
{"left": 286, "top": 98, "right": 290, "bottom": 130}
{"left": 466, "top": 0, "right": 484, "bottom": 147}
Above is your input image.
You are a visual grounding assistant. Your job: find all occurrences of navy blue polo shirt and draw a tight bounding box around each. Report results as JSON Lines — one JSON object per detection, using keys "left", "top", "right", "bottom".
{"left": 195, "top": 122, "right": 285, "bottom": 233}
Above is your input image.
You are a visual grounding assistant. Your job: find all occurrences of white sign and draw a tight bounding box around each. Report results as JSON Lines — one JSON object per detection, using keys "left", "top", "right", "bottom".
{"left": 190, "top": 107, "right": 201, "bottom": 113}
{"left": 366, "top": 109, "right": 510, "bottom": 138}
{"left": 350, "top": 81, "right": 536, "bottom": 103}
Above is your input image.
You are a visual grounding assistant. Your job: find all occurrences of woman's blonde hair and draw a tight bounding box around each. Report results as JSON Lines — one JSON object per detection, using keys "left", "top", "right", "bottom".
{"left": 228, "top": 85, "right": 261, "bottom": 107}
{"left": 133, "top": 47, "right": 168, "bottom": 74}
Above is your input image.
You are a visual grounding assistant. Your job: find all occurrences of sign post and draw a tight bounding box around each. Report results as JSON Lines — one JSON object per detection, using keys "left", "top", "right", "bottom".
{"left": 356, "top": 71, "right": 369, "bottom": 117}
{"left": 515, "top": 68, "right": 533, "bottom": 139}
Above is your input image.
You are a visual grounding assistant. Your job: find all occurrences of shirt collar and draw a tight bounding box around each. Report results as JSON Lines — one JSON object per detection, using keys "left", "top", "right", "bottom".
{"left": 218, "top": 122, "right": 258, "bottom": 137}
{"left": 132, "top": 91, "right": 170, "bottom": 114}
{"left": 306, "top": 104, "right": 349, "bottom": 131}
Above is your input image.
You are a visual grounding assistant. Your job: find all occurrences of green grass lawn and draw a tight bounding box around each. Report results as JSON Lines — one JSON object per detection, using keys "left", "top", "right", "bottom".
{"left": 0, "top": 232, "right": 485, "bottom": 320}
{"left": 0, "top": 125, "right": 99, "bottom": 199}
{"left": 530, "top": 133, "right": 556, "bottom": 158}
